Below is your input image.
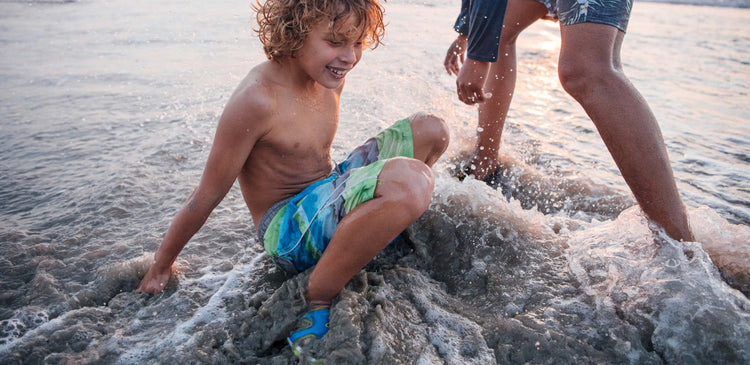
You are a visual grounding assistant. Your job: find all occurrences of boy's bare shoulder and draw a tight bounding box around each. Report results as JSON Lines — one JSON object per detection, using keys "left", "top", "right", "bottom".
{"left": 225, "top": 63, "right": 280, "bottom": 123}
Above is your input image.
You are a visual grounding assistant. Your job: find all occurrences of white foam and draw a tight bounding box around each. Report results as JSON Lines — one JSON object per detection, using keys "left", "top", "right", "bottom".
{"left": 114, "top": 252, "right": 266, "bottom": 364}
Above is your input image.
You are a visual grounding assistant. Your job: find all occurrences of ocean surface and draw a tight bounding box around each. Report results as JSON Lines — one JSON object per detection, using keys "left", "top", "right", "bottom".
{"left": 1, "top": 0, "right": 749, "bottom": 363}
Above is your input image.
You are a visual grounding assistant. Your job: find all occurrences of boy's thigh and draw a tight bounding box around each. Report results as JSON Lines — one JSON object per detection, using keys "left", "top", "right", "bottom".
{"left": 270, "top": 159, "right": 388, "bottom": 273}
{"left": 269, "top": 118, "right": 416, "bottom": 273}
{"left": 337, "top": 118, "right": 414, "bottom": 174}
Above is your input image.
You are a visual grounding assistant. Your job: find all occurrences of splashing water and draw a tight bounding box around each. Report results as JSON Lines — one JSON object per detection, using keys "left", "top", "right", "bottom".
{"left": 1, "top": 0, "right": 748, "bottom": 363}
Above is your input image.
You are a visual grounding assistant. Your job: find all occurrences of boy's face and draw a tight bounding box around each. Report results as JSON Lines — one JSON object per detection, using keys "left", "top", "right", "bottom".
{"left": 294, "top": 16, "right": 365, "bottom": 89}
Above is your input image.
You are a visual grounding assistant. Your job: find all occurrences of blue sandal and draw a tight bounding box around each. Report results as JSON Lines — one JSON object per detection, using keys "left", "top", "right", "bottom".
{"left": 287, "top": 308, "right": 330, "bottom": 358}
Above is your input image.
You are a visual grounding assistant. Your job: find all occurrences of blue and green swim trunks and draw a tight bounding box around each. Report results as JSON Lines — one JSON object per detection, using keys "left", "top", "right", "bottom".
{"left": 257, "top": 118, "right": 414, "bottom": 274}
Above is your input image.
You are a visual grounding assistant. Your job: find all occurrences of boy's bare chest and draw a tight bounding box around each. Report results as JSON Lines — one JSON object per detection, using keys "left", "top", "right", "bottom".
{"left": 258, "top": 98, "right": 338, "bottom": 171}
{"left": 274, "top": 117, "right": 335, "bottom": 156}
{"left": 281, "top": 96, "right": 336, "bottom": 149}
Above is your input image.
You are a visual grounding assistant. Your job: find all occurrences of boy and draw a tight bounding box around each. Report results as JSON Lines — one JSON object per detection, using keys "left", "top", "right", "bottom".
{"left": 136, "top": 0, "right": 450, "bottom": 355}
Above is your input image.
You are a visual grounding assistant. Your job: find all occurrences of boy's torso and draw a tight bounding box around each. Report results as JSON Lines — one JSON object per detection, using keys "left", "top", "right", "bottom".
{"left": 236, "top": 63, "right": 341, "bottom": 226}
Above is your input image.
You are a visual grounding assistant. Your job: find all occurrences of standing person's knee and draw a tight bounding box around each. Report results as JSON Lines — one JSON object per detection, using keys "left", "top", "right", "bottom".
{"left": 409, "top": 111, "right": 450, "bottom": 161}
{"left": 558, "top": 61, "right": 613, "bottom": 101}
{"left": 558, "top": 60, "right": 588, "bottom": 98}
{"left": 378, "top": 157, "right": 434, "bottom": 217}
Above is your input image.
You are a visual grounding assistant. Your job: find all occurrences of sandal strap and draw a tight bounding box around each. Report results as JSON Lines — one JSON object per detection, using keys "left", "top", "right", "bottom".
{"left": 288, "top": 308, "right": 330, "bottom": 345}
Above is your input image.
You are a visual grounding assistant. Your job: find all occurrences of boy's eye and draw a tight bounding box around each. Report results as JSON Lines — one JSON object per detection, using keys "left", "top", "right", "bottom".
{"left": 327, "top": 40, "right": 342, "bottom": 46}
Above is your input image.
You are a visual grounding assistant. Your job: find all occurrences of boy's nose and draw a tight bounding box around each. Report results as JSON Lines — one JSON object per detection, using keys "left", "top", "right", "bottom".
{"left": 338, "top": 46, "right": 359, "bottom": 64}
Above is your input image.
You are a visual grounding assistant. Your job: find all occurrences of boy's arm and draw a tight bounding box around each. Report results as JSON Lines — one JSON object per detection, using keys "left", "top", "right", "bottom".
{"left": 137, "top": 85, "right": 271, "bottom": 295}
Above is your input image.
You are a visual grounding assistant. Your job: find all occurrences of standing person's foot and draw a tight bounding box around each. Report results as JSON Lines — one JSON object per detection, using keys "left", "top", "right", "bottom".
{"left": 454, "top": 160, "right": 511, "bottom": 196}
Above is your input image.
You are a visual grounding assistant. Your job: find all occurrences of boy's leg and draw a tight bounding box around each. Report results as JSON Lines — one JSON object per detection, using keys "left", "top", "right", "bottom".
{"left": 557, "top": 22, "right": 693, "bottom": 241}
{"left": 271, "top": 113, "right": 447, "bottom": 278}
{"left": 306, "top": 157, "right": 435, "bottom": 307}
{"left": 303, "top": 112, "right": 448, "bottom": 306}
{"left": 470, "top": 0, "right": 548, "bottom": 180}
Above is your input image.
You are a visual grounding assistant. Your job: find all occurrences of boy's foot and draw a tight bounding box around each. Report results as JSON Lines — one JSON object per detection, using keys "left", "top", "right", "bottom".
{"left": 287, "top": 307, "right": 329, "bottom": 359}
{"left": 388, "top": 229, "right": 411, "bottom": 247}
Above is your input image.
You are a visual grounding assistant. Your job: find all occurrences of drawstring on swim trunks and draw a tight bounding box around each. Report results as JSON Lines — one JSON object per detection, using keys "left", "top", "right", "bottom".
{"left": 276, "top": 173, "right": 379, "bottom": 258}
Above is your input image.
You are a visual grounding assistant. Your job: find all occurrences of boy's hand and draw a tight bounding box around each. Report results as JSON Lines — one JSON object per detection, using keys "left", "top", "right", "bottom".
{"left": 444, "top": 35, "right": 468, "bottom": 76}
{"left": 136, "top": 263, "right": 172, "bottom": 295}
{"left": 456, "top": 59, "right": 490, "bottom": 105}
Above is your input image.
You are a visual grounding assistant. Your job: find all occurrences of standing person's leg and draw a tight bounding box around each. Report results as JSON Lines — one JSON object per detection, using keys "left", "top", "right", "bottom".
{"left": 471, "top": 0, "right": 549, "bottom": 180}
{"left": 557, "top": 22, "right": 693, "bottom": 241}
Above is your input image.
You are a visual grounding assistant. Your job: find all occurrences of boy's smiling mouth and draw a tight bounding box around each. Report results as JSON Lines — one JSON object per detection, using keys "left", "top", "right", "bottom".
{"left": 327, "top": 66, "right": 349, "bottom": 78}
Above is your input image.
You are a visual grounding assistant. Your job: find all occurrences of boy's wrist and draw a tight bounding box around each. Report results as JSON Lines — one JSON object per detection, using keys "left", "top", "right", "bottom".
{"left": 150, "top": 253, "right": 174, "bottom": 272}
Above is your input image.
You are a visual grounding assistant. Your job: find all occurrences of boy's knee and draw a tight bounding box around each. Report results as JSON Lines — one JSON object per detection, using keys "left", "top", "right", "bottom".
{"left": 409, "top": 111, "right": 450, "bottom": 153}
{"left": 379, "top": 158, "right": 434, "bottom": 215}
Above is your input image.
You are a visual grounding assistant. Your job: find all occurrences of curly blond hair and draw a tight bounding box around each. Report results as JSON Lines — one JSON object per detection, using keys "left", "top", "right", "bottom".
{"left": 253, "top": 0, "right": 385, "bottom": 61}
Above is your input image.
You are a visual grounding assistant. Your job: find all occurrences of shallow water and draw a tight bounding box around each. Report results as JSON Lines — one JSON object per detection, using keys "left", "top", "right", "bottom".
{"left": 1, "top": 0, "right": 749, "bottom": 364}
